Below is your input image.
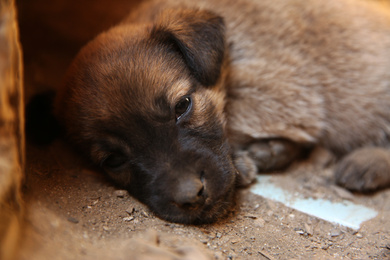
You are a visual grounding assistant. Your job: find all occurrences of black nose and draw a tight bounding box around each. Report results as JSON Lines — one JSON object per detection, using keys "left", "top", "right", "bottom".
{"left": 173, "top": 176, "right": 206, "bottom": 209}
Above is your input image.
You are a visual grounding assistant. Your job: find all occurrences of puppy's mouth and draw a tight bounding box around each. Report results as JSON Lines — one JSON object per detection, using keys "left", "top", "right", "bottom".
{"left": 149, "top": 185, "right": 236, "bottom": 225}
{"left": 171, "top": 197, "right": 208, "bottom": 212}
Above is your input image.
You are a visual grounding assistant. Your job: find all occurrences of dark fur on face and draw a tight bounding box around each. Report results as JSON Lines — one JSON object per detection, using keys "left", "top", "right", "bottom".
{"left": 55, "top": 9, "right": 237, "bottom": 223}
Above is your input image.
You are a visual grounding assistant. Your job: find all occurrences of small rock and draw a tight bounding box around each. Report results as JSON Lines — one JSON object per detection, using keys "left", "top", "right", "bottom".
{"left": 67, "top": 217, "right": 79, "bottom": 224}
{"left": 199, "top": 228, "right": 211, "bottom": 234}
{"left": 321, "top": 244, "right": 330, "bottom": 250}
{"left": 304, "top": 223, "right": 313, "bottom": 235}
{"left": 330, "top": 228, "right": 342, "bottom": 237}
{"left": 296, "top": 230, "right": 305, "bottom": 235}
{"left": 103, "top": 226, "right": 110, "bottom": 231}
{"left": 200, "top": 239, "right": 208, "bottom": 244}
{"left": 254, "top": 218, "right": 265, "bottom": 228}
{"left": 208, "top": 233, "right": 216, "bottom": 239}
{"left": 355, "top": 233, "right": 363, "bottom": 239}
{"left": 266, "top": 210, "right": 273, "bottom": 217}
{"left": 123, "top": 216, "right": 134, "bottom": 222}
{"left": 244, "top": 214, "right": 257, "bottom": 219}
{"left": 126, "top": 207, "right": 135, "bottom": 214}
{"left": 216, "top": 232, "right": 223, "bottom": 238}
{"left": 114, "top": 190, "right": 127, "bottom": 198}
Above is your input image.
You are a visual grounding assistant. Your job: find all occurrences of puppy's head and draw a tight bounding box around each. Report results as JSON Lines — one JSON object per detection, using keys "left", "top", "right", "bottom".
{"left": 55, "top": 9, "right": 237, "bottom": 223}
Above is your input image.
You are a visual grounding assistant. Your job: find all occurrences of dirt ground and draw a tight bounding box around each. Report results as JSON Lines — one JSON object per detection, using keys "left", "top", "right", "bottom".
{"left": 17, "top": 0, "right": 390, "bottom": 259}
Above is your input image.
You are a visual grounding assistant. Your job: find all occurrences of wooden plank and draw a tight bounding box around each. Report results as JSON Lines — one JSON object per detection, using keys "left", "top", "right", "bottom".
{"left": 0, "top": 0, "right": 24, "bottom": 259}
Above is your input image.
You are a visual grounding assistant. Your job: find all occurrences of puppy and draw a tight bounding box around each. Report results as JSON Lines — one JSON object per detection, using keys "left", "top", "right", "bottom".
{"left": 54, "top": 0, "right": 390, "bottom": 224}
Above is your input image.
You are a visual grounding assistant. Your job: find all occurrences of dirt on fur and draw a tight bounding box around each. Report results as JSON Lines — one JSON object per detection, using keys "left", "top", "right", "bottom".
{"left": 17, "top": 0, "right": 390, "bottom": 259}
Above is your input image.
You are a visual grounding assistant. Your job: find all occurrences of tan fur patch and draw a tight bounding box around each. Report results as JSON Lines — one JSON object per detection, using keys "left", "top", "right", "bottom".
{"left": 166, "top": 78, "right": 193, "bottom": 106}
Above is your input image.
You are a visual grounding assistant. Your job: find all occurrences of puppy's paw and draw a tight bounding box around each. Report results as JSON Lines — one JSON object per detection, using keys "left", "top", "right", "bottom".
{"left": 335, "top": 147, "right": 390, "bottom": 192}
{"left": 234, "top": 151, "right": 257, "bottom": 187}
{"left": 247, "top": 139, "right": 303, "bottom": 172}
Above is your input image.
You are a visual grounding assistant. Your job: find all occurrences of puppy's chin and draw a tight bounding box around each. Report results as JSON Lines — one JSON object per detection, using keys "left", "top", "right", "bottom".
{"left": 144, "top": 186, "right": 237, "bottom": 224}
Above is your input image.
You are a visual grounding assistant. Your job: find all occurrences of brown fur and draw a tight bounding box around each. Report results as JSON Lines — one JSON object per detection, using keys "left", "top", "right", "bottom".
{"left": 55, "top": 0, "right": 390, "bottom": 223}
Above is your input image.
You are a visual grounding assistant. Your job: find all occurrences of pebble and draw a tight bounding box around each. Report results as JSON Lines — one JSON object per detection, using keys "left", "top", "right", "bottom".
{"left": 200, "top": 239, "right": 208, "bottom": 244}
{"left": 244, "top": 214, "right": 257, "bottom": 219}
{"left": 114, "top": 190, "right": 127, "bottom": 198}
{"left": 355, "top": 233, "right": 363, "bottom": 238}
{"left": 103, "top": 226, "right": 110, "bottom": 231}
{"left": 330, "top": 228, "right": 342, "bottom": 237}
{"left": 321, "top": 244, "right": 330, "bottom": 250}
{"left": 216, "top": 232, "right": 223, "bottom": 238}
{"left": 126, "top": 207, "right": 135, "bottom": 214}
{"left": 322, "top": 242, "right": 334, "bottom": 250}
{"left": 254, "top": 218, "right": 265, "bottom": 228}
{"left": 67, "top": 217, "right": 79, "bottom": 224}
{"left": 123, "top": 216, "right": 134, "bottom": 222}
{"left": 199, "top": 228, "right": 211, "bottom": 234}
{"left": 304, "top": 223, "right": 313, "bottom": 235}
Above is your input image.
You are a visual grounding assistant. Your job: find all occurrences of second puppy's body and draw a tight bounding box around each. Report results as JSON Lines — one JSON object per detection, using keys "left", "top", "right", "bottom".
{"left": 55, "top": 0, "right": 390, "bottom": 223}
{"left": 127, "top": 0, "right": 390, "bottom": 190}
{"left": 129, "top": 0, "right": 390, "bottom": 152}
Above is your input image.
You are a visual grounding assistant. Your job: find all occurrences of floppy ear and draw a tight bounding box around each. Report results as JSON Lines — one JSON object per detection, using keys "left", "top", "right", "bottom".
{"left": 151, "top": 9, "right": 226, "bottom": 87}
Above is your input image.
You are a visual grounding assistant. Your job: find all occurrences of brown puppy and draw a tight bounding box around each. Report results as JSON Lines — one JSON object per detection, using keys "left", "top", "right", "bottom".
{"left": 55, "top": 0, "right": 390, "bottom": 223}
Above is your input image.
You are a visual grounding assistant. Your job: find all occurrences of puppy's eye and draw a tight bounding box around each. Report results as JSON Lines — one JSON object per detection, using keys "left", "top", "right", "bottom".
{"left": 103, "top": 153, "right": 127, "bottom": 170}
{"left": 175, "top": 96, "right": 192, "bottom": 121}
